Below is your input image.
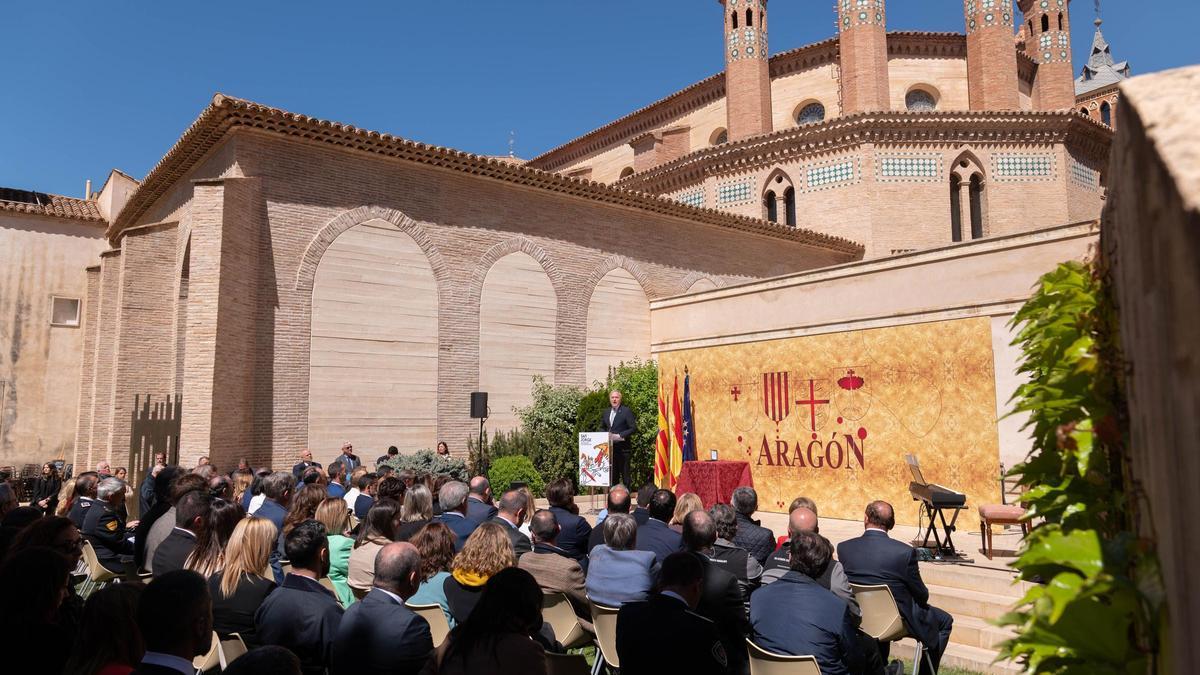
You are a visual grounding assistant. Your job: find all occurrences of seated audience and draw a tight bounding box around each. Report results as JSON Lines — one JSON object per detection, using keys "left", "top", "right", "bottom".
{"left": 730, "top": 486, "right": 776, "bottom": 566}
{"left": 54, "top": 476, "right": 79, "bottom": 518}
{"left": 408, "top": 521, "right": 459, "bottom": 627}
{"left": 256, "top": 472, "right": 295, "bottom": 532}
{"left": 489, "top": 488, "right": 532, "bottom": 556}
{"left": 8, "top": 516, "right": 86, "bottom": 640}
{"left": 255, "top": 520, "right": 344, "bottom": 674}
{"left": 63, "top": 583, "right": 145, "bottom": 675}
{"left": 586, "top": 513, "right": 658, "bottom": 607}
{"left": 838, "top": 501, "right": 953, "bottom": 675}
{"left": 315, "top": 497, "right": 356, "bottom": 607}
{"left": 431, "top": 475, "right": 452, "bottom": 516}
{"left": 83, "top": 477, "right": 135, "bottom": 574}
{"left": 519, "top": 509, "right": 592, "bottom": 630}
{"left": 395, "top": 483, "right": 434, "bottom": 541}
{"left": 185, "top": 497, "right": 244, "bottom": 578}
{"left": 375, "top": 474, "right": 406, "bottom": 503}
{"left": 353, "top": 473, "right": 377, "bottom": 519}
{"left": 683, "top": 510, "right": 750, "bottom": 674}
{"left": 0, "top": 547, "right": 74, "bottom": 672}
{"left": 143, "top": 471, "right": 207, "bottom": 573}
{"left": 544, "top": 478, "right": 591, "bottom": 564}
{"left": 435, "top": 567, "right": 547, "bottom": 675}
{"left": 223, "top": 645, "right": 302, "bottom": 675}
{"left": 246, "top": 468, "right": 273, "bottom": 513}
{"left": 276, "top": 483, "right": 328, "bottom": 582}
{"left": 465, "top": 476, "right": 499, "bottom": 524}
{"left": 208, "top": 475, "right": 233, "bottom": 502}
{"left": 348, "top": 498, "right": 401, "bottom": 593}
{"left": 326, "top": 461, "right": 348, "bottom": 499}
{"left": 616, "top": 552, "right": 729, "bottom": 675}
{"left": 669, "top": 492, "right": 704, "bottom": 533}
{"left": 588, "top": 485, "right": 632, "bottom": 553}
{"left": 633, "top": 482, "right": 654, "bottom": 525}
{"left": 231, "top": 469, "right": 254, "bottom": 509}
{"left": 434, "top": 481, "right": 479, "bottom": 551}
{"left": 343, "top": 466, "right": 369, "bottom": 510}
{"left": 331, "top": 542, "right": 433, "bottom": 674}
{"left": 762, "top": 504, "right": 858, "bottom": 616}
{"left": 209, "top": 516, "right": 279, "bottom": 647}
{"left": 708, "top": 503, "right": 764, "bottom": 596}
{"left": 636, "top": 489, "right": 684, "bottom": 564}
{"left": 132, "top": 570, "right": 213, "bottom": 675}
{"left": 67, "top": 472, "right": 101, "bottom": 528}
{"left": 153, "top": 489, "right": 213, "bottom": 577}
{"left": 444, "top": 522, "right": 516, "bottom": 624}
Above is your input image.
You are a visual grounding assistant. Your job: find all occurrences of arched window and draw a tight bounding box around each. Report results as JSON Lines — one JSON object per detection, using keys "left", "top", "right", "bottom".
{"left": 969, "top": 175, "right": 984, "bottom": 239}
{"left": 1100, "top": 101, "right": 1112, "bottom": 126}
{"left": 1080, "top": 107, "right": 1089, "bottom": 117}
{"left": 619, "top": 167, "right": 635, "bottom": 180}
{"left": 950, "top": 175, "right": 963, "bottom": 242}
{"left": 905, "top": 89, "right": 937, "bottom": 112}
{"left": 1041, "top": 14, "right": 1049, "bottom": 32}
{"left": 1057, "top": 13, "right": 1063, "bottom": 31}
{"left": 784, "top": 187, "right": 796, "bottom": 227}
{"left": 796, "top": 102, "right": 826, "bottom": 126}
{"left": 732, "top": 11, "right": 738, "bottom": 29}
{"left": 765, "top": 190, "right": 778, "bottom": 223}
{"left": 1028, "top": 20, "right": 1034, "bottom": 36}
{"left": 746, "top": 9, "right": 753, "bottom": 28}
{"left": 710, "top": 128, "right": 728, "bottom": 146}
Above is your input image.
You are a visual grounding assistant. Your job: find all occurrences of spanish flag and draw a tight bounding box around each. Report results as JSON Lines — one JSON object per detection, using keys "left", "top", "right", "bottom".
{"left": 655, "top": 383, "right": 672, "bottom": 489}
{"left": 670, "top": 372, "right": 684, "bottom": 486}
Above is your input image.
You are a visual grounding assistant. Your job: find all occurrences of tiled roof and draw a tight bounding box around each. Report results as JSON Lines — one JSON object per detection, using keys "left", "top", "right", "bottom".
{"left": 0, "top": 187, "right": 104, "bottom": 222}
{"left": 1076, "top": 19, "right": 1131, "bottom": 96}
{"left": 110, "top": 94, "right": 863, "bottom": 257}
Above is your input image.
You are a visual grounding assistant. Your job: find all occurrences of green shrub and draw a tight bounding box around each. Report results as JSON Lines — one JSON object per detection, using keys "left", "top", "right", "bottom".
{"left": 574, "top": 390, "right": 609, "bottom": 439}
{"left": 517, "top": 376, "right": 585, "bottom": 489}
{"left": 487, "top": 455, "right": 546, "bottom": 497}
{"left": 466, "top": 428, "right": 539, "bottom": 476}
{"left": 380, "top": 449, "right": 468, "bottom": 481}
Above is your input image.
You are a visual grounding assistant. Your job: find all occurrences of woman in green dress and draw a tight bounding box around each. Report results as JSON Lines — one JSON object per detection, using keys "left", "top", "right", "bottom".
{"left": 316, "top": 497, "right": 356, "bottom": 607}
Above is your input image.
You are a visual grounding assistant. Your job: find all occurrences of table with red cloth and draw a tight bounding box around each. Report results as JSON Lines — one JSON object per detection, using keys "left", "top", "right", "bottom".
{"left": 674, "top": 460, "right": 754, "bottom": 509}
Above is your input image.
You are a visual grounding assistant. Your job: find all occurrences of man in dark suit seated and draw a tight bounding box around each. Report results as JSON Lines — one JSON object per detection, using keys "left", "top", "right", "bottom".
{"left": 331, "top": 542, "right": 433, "bottom": 674}
{"left": 466, "top": 476, "right": 499, "bottom": 524}
{"left": 588, "top": 485, "right": 633, "bottom": 553}
{"left": 838, "top": 501, "right": 954, "bottom": 675}
{"left": 750, "top": 531, "right": 870, "bottom": 675}
{"left": 82, "top": 477, "right": 135, "bottom": 574}
{"left": 761, "top": 502, "right": 858, "bottom": 617}
{"left": 683, "top": 510, "right": 749, "bottom": 675}
{"left": 600, "top": 389, "right": 638, "bottom": 487}
{"left": 545, "top": 478, "right": 592, "bottom": 564}
{"left": 434, "top": 480, "right": 479, "bottom": 551}
{"left": 633, "top": 482, "right": 654, "bottom": 525}
{"left": 636, "top": 489, "right": 684, "bottom": 565}
{"left": 152, "top": 489, "right": 212, "bottom": 577}
{"left": 519, "top": 509, "right": 592, "bottom": 630}
{"left": 255, "top": 520, "right": 345, "bottom": 674}
{"left": 617, "top": 551, "right": 729, "bottom": 675}
{"left": 132, "top": 570, "right": 214, "bottom": 675}
{"left": 731, "top": 486, "right": 776, "bottom": 566}
{"left": 291, "top": 449, "right": 321, "bottom": 480}
{"left": 488, "top": 488, "right": 532, "bottom": 556}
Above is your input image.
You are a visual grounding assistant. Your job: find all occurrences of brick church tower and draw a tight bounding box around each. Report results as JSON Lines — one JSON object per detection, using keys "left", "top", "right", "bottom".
{"left": 1019, "top": 0, "right": 1076, "bottom": 110}
{"left": 720, "top": 0, "right": 773, "bottom": 142}
{"left": 964, "top": 0, "right": 1020, "bottom": 110}
{"left": 837, "top": 0, "right": 891, "bottom": 113}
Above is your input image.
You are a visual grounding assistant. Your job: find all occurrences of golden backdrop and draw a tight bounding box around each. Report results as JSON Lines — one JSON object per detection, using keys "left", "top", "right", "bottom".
{"left": 658, "top": 317, "right": 1002, "bottom": 529}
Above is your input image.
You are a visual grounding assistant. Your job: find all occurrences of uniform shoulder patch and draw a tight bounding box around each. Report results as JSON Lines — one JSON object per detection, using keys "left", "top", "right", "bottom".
{"left": 105, "top": 519, "right": 119, "bottom": 532}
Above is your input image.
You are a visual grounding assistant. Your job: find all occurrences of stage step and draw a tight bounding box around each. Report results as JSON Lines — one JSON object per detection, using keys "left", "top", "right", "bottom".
{"left": 919, "top": 563, "right": 1033, "bottom": 597}
{"left": 891, "top": 640, "right": 1023, "bottom": 674}
{"left": 950, "top": 615, "right": 1016, "bottom": 651}
{"left": 927, "top": 584, "right": 1018, "bottom": 623}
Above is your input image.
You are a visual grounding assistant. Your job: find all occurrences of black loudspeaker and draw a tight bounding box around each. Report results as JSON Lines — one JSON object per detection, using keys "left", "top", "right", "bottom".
{"left": 470, "top": 392, "right": 489, "bottom": 419}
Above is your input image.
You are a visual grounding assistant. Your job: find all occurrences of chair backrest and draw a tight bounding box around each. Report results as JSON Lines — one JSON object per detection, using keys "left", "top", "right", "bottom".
{"left": 81, "top": 540, "right": 117, "bottom": 582}
{"left": 218, "top": 633, "right": 249, "bottom": 669}
{"left": 407, "top": 602, "right": 452, "bottom": 647}
{"left": 587, "top": 597, "right": 621, "bottom": 669}
{"left": 745, "top": 639, "right": 822, "bottom": 675}
{"left": 542, "top": 592, "right": 589, "bottom": 650}
{"left": 545, "top": 651, "right": 592, "bottom": 675}
{"left": 193, "top": 631, "right": 221, "bottom": 672}
{"left": 850, "top": 583, "right": 907, "bottom": 642}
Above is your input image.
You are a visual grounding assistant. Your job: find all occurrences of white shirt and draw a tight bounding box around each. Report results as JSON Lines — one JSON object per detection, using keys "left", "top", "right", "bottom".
{"left": 140, "top": 651, "right": 194, "bottom": 675}
{"left": 248, "top": 493, "right": 266, "bottom": 515}
{"left": 609, "top": 407, "right": 617, "bottom": 426}
{"left": 344, "top": 487, "right": 361, "bottom": 510}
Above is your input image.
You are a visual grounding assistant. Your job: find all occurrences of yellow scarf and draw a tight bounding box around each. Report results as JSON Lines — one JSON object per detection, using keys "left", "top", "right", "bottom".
{"left": 452, "top": 568, "right": 490, "bottom": 587}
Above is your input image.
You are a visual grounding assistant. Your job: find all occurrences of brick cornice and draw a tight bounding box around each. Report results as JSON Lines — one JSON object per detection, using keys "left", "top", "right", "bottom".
{"left": 110, "top": 94, "right": 861, "bottom": 257}
{"left": 616, "top": 110, "right": 1114, "bottom": 194}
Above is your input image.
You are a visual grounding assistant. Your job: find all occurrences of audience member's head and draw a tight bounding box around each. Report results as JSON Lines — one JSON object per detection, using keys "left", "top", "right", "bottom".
{"left": 376, "top": 476, "right": 406, "bottom": 502}
{"left": 731, "top": 486, "right": 759, "bottom": 517}
{"left": 283, "top": 483, "right": 328, "bottom": 535}
{"left": 435, "top": 441, "right": 450, "bottom": 456}
{"left": 175, "top": 489, "right": 213, "bottom": 532}
{"left": 386, "top": 446, "right": 400, "bottom": 457}
{"left": 171, "top": 472, "right": 211, "bottom": 506}
{"left": 397, "top": 469, "right": 416, "bottom": 488}
{"left": 607, "top": 485, "right": 631, "bottom": 514}
{"left": 356, "top": 498, "right": 401, "bottom": 548}
{"left": 197, "top": 456, "right": 210, "bottom": 468}
{"left": 328, "top": 461, "right": 345, "bottom": 484}
{"left": 138, "top": 569, "right": 212, "bottom": 660}
{"left": 2, "top": 505, "right": 40, "bottom": 531}
{"left": 114, "top": 467, "right": 128, "bottom": 481}
{"left": 74, "top": 472, "right": 100, "bottom": 500}
{"left": 497, "top": 489, "right": 528, "bottom": 527}
{"left": 468, "top": 476, "right": 492, "bottom": 503}
{"left": 603, "top": 513, "right": 637, "bottom": 551}
{"left": 186, "top": 498, "right": 244, "bottom": 578}
{"left": 0, "top": 547, "right": 71, "bottom": 628}
{"left": 219, "top": 517, "right": 278, "bottom": 599}
{"left": 9, "top": 516, "right": 82, "bottom": 570}
{"left": 529, "top": 509, "right": 560, "bottom": 545}
{"left": 300, "top": 466, "right": 325, "bottom": 486}
{"left": 373, "top": 541, "right": 423, "bottom": 598}
{"left": 445, "top": 567, "right": 543, "bottom": 664}
{"left": 96, "top": 460, "right": 112, "bottom": 475}
{"left": 681, "top": 510, "right": 717, "bottom": 553}
{"left": 299, "top": 449, "right": 314, "bottom": 463}
{"left": 152, "top": 466, "right": 181, "bottom": 505}
{"left": 452, "top": 522, "right": 515, "bottom": 579}
{"left": 262, "top": 472, "right": 296, "bottom": 507}
{"left": 377, "top": 465, "right": 396, "bottom": 479}
{"left": 208, "top": 475, "right": 232, "bottom": 500}
{"left": 865, "top": 500, "right": 895, "bottom": 531}
{"left": 411, "top": 521, "right": 456, "bottom": 582}
{"left": 54, "top": 480, "right": 77, "bottom": 517}
{"left": 96, "top": 477, "right": 126, "bottom": 507}
{"left": 63, "top": 583, "right": 145, "bottom": 675}
{"left": 671, "top": 492, "right": 704, "bottom": 527}
{"left": 789, "top": 496, "right": 818, "bottom": 516}
{"left": 222, "top": 646, "right": 302, "bottom": 675}
{"left": 648, "top": 489, "right": 677, "bottom": 523}
{"left": 352, "top": 468, "right": 372, "bottom": 492}
{"left": 709, "top": 503, "right": 739, "bottom": 542}
{"left": 193, "top": 463, "right": 216, "bottom": 481}
{"left": 439, "top": 481, "right": 470, "bottom": 515}
{"left": 637, "top": 482, "right": 656, "bottom": 509}
{"left": 232, "top": 470, "right": 254, "bottom": 502}
{"left": 659, "top": 551, "right": 705, "bottom": 609}
{"left": 285, "top": 520, "right": 330, "bottom": 577}
{"left": 545, "top": 478, "right": 578, "bottom": 515}
{"left": 789, "top": 530, "right": 834, "bottom": 580}
{"left": 401, "top": 484, "right": 433, "bottom": 522}
{"left": 788, "top": 507, "right": 819, "bottom": 539}
{"left": 315, "top": 497, "right": 351, "bottom": 537}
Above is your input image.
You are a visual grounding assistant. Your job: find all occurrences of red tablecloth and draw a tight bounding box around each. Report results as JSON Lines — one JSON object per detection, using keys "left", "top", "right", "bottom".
{"left": 674, "top": 460, "right": 754, "bottom": 509}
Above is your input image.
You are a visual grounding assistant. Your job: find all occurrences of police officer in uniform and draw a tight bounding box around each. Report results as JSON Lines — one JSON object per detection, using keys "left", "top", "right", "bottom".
{"left": 82, "top": 476, "right": 135, "bottom": 574}
{"left": 67, "top": 472, "right": 101, "bottom": 528}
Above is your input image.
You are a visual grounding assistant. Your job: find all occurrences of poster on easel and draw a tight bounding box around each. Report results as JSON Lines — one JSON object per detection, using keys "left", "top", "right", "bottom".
{"left": 578, "top": 431, "right": 611, "bottom": 488}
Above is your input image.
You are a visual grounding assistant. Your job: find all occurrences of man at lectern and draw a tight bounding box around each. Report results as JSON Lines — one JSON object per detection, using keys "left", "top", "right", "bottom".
{"left": 601, "top": 390, "right": 637, "bottom": 487}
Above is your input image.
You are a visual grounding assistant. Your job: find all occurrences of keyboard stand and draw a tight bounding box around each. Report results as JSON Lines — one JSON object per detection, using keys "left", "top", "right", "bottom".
{"left": 917, "top": 501, "right": 966, "bottom": 558}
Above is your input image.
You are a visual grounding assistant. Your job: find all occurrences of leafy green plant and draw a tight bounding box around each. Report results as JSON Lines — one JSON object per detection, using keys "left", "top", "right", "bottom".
{"left": 487, "top": 455, "right": 546, "bottom": 497}
{"left": 998, "top": 260, "right": 1162, "bottom": 674}
{"left": 380, "top": 449, "right": 468, "bottom": 482}
{"left": 466, "top": 428, "right": 538, "bottom": 475}
{"left": 516, "top": 376, "right": 585, "bottom": 488}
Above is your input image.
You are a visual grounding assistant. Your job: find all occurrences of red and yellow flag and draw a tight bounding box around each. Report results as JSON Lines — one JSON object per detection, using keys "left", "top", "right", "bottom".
{"left": 655, "top": 383, "right": 672, "bottom": 489}
{"left": 669, "top": 372, "right": 684, "bottom": 486}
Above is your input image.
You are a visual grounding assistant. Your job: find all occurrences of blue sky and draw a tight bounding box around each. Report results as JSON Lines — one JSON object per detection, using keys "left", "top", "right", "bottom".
{"left": 1, "top": 1, "right": 1196, "bottom": 197}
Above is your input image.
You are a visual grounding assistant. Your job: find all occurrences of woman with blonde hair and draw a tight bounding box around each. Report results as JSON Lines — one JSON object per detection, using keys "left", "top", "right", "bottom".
{"left": 208, "top": 516, "right": 278, "bottom": 646}
{"left": 443, "top": 522, "right": 516, "bottom": 624}
{"left": 231, "top": 470, "right": 254, "bottom": 506}
{"left": 315, "top": 497, "right": 355, "bottom": 607}
{"left": 669, "top": 492, "right": 704, "bottom": 533}
{"left": 395, "top": 483, "right": 433, "bottom": 541}
{"left": 53, "top": 479, "right": 76, "bottom": 518}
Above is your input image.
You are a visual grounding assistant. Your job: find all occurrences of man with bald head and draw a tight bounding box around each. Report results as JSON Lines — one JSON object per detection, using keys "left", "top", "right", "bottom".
{"left": 761, "top": 502, "right": 858, "bottom": 617}
{"left": 519, "top": 509, "right": 592, "bottom": 629}
{"left": 488, "top": 488, "right": 532, "bottom": 556}
{"left": 466, "top": 475, "right": 498, "bottom": 524}
{"left": 588, "top": 484, "right": 633, "bottom": 553}
{"left": 838, "top": 501, "right": 953, "bottom": 675}
{"left": 331, "top": 542, "right": 433, "bottom": 674}
{"left": 683, "top": 510, "right": 749, "bottom": 675}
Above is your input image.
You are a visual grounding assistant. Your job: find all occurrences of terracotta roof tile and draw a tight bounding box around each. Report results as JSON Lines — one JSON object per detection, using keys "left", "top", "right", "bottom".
{"left": 0, "top": 187, "right": 104, "bottom": 222}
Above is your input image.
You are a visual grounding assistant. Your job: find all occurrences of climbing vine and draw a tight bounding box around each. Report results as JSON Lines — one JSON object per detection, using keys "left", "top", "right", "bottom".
{"left": 999, "top": 259, "right": 1163, "bottom": 674}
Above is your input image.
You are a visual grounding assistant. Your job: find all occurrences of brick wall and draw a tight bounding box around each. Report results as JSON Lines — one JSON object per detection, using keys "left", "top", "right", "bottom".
{"left": 73, "top": 267, "right": 100, "bottom": 468}
{"left": 89, "top": 250, "right": 123, "bottom": 465}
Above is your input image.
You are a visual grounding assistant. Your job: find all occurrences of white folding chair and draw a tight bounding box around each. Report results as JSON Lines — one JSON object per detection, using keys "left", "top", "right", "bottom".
{"left": 851, "top": 583, "right": 936, "bottom": 674}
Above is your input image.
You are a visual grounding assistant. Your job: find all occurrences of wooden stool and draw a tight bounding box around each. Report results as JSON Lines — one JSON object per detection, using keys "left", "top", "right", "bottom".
{"left": 978, "top": 503, "right": 1030, "bottom": 558}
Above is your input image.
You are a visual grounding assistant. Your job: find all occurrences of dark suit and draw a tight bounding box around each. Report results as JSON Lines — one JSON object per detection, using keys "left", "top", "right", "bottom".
{"left": 81, "top": 500, "right": 131, "bottom": 573}
{"left": 489, "top": 516, "right": 532, "bottom": 556}
{"left": 335, "top": 453, "right": 362, "bottom": 471}
{"left": 331, "top": 588, "right": 433, "bottom": 675}
{"left": 137, "top": 473, "right": 156, "bottom": 517}
{"left": 354, "top": 494, "right": 374, "bottom": 519}
{"left": 255, "top": 574, "right": 344, "bottom": 675}
{"left": 547, "top": 506, "right": 591, "bottom": 565}
{"left": 632, "top": 506, "right": 650, "bottom": 526}
{"left": 466, "top": 496, "right": 499, "bottom": 524}
{"left": 600, "top": 404, "right": 637, "bottom": 486}
{"left": 617, "top": 593, "right": 728, "bottom": 675}
{"left": 635, "top": 517, "right": 683, "bottom": 565}
{"left": 68, "top": 496, "right": 97, "bottom": 529}
{"left": 435, "top": 511, "right": 479, "bottom": 551}
{"left": 152, "top": 528, "right": 197, "bottom": 577}
{"left": 838, "top": 530, "right": 953, "bottom": 674}
{"left": 750, "top": 571, "right": 863, "bottom": 675}
{"left": 256, "top": 498, "right": 288, "bottom": 583}
{"left": 693, "top": 552, "right": 749, "bottom": 675}
{"left": 131, "top": 659, "right": 195, "bottom": 675}
{"left": 209, "top": 572, "right": 277, "bottom": 647}
{"left": 732, "top": 512, "right": 776, "bottom": 566}
{"left": 292, "top": 460, "right": 322, "bottom": 480}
